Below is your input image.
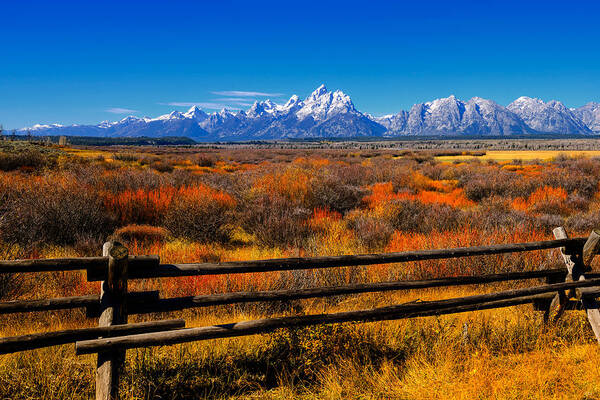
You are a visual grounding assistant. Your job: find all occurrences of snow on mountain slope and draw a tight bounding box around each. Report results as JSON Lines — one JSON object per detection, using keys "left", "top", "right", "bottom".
{"left": 378, "top": 96, "right": 532, "bottom": 135}
{"left": 295, "top": 84, "right": 357, "bottom": 121}
{"left": 374, "top": 112, "right": 409, "bottom": 133}
{"left": 18, "top": 86, "right": 599, "bottom": 140}
{"left": 183, "top": 105, "right": 209, "bottom": 122}
{"left": 574, "top": 102, "right": 600, "bottom": 132}
{"left": 461, "top": 97, "right": 533, "bottom": 135}
{"left": 507, "top": 96, "right": 592, "bottom": 135}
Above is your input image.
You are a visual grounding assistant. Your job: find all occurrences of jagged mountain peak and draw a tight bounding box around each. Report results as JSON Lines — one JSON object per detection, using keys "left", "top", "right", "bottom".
{"left": 184, "top": 105, "right": 208, "bottom": 121}
{"left": 508, "top": 96, "right": 570, "bottom": 112}
{"left": 120, "top": 115, "right": 142, "bottom": 122}
{"left": 285, "top": 94, "right": 300, "bottom": 104}
{"left": 582, "top": 101, "right": 600, "bottom": 108}
{"left": 508, "top": 96, "right": 591, "bottom": 134}
{"left": 154, "top": 111, "right": 185, "bottom": 121}
{"left": 247, "top": 99, "right": 278, "bottom": 118}
{"left": 309, "top": 84, "right": 328, "bottom": 99}
{"left": 296, "top": 85, "right": 357, "bottom": 121}
{"left": 574, "top": 102, "right": 600, "bottom": 132}
{"left": 282, "top": 94, "right": 302, "bottom": 110}
{"left": 185, "top": 105, "right": 201, "bottom": 113}
{"left": 378, "top": 95, "right": 530, "bottom": 136}
{"left": 425, "top": 95, "right": 464, "bottom": 110}
{"left": 17, "top": 86, "right": 600, "bottom": 140}
{"left": 512, "top": 95, "right": 541, "bottom": 103}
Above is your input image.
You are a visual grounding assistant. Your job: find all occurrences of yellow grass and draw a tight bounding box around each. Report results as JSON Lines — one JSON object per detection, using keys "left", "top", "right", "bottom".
{"left": 63, "top": 147, "right": 115, "bottom": 160}
{"left": 310, "top": 344, "right": 600, "bottom": 400}
{"left": 436, "top": 150, "right": 600, "bottom": 162}
{"left": 1, "top": 285, "right": 599, "bottom": 399}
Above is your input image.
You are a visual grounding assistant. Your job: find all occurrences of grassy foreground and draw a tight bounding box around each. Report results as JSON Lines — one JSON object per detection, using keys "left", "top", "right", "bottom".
{"left": 1, "top": 286, "right": 600, "bottom": 400}
{"left": 3, "top": 143, "right": 600, "bottom": 398}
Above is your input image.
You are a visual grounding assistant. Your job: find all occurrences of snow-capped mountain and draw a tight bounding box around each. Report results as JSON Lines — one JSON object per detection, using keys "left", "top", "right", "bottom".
{"left": 18, "top": 86, "right": 600, "bottom": 140}
{"left": 507, "top": 97, "right": 591, "bottom": 135}
{"left": 573, "top": 102, "right": 600, "bottom": 133}
{"left": 296, "top": 84, "right": 356, "bottom": 120}
{"left": 377, "top": 96, "right": 532, "bottom": 135}
{"left": 183, "top": 105, "right": 209, "bottom": 122}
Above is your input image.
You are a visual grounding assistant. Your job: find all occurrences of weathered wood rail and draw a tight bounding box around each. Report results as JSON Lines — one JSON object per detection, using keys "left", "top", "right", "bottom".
{"left": 0, "top": 319, "right": 185, "bottom": 354}
{"left": 1, "top": 228, "right": 599, "bottom": 400}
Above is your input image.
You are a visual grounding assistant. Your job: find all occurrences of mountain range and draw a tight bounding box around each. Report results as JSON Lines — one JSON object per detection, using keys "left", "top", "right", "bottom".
{"left": 20, "top": 85, "right": 600, "bottom": 141}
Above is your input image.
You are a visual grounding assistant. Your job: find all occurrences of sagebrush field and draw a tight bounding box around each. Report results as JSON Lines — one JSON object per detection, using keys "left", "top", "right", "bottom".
{"left": 2, "top": 140, "right": 600, "bottom": 399}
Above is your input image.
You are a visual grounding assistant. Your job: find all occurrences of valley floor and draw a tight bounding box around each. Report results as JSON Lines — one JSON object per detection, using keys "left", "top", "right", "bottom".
{"left": 3, "top": 142, "right": 600, "bottom": 398}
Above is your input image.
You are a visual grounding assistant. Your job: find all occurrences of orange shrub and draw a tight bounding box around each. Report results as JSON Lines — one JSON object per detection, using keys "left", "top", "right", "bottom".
{"left": 363, "top": 182, "right": 397, "bottom": 208}
{"left": 384, "top": 228, "right": 551, "bottom": 279}
{"left": 415, "top": 189, "right": 475, "bottom": 208}
{"left": 364, "top": 182, "right": 474, "bottom": 209}
{"left": 252, "top": 167, "right": 313, "bottom": 205}
{"left": 512, "top": 186, "right": 570, "bottom": 215}
{"left": 502, "top": 164, "right": 543, "bottom": 177}
{"left": 103, "top": 184, "right": 235, "bottom": 226}
{"left": 309, "top": 207, "right": 342, "bottom": 232}
{"left": 103, "top": 186, "right": 176, "bottom": 225}
{"left": 410, "top": 171, "right": 457, "bottom": 192}
{"left": 306, "top": 207, "right": 359, "bottom": 257}
{"left": 293, "top": 157, "right": 331, "bottom": 169}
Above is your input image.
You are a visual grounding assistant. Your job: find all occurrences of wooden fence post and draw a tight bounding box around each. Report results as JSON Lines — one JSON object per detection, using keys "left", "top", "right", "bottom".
{"left": 582, "top": 230, "right": 600, "bottom": 270}
{"left": 96, "top": 241, "right": 128, "bottom": 400}
{"left": 550, "top": 228, "right": 600, "bottom": 342}
{"left": 578, "top": 230, "right": 600, "bottom": 342}
{"left": 546, "top": 227, "right": 578, "bottom": 322}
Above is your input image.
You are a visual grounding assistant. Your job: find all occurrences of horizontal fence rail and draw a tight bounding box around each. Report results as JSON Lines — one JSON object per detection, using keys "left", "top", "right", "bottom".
{"left": 79, "top": 293, "right": 556, "bottom": 354}
{"left": 132, "top": 268, "right": 569, "bottom": 313}
{"left": 0, "top": 255, "right": 159, "bottom": 275}
{"left": 76, "top": 278, "right": 600, "bottom": 354}
{"left": 0, "top": 238, "right": 584, "bottom": 280}
{"left": 2, "top": 230, "right": 599, "bottom": 400}
{"left": 0, "top": 269, "right": 570, "bottom": 316}
{"left": 113, "top": 238, "right": 586, "bottom": 281}
{"left": 0, "top": 291, "right": 159, "bottom": 315}
{"left": 0, "top": 319, "right": 185, "bottom": 354}
{"left": 0, "top": 294, "right": 98, "bottom": 314}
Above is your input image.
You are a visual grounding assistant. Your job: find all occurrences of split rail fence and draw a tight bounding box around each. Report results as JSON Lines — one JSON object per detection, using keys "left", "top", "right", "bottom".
{"left": 1, "top": 226, "right": 600, "bottom": 399}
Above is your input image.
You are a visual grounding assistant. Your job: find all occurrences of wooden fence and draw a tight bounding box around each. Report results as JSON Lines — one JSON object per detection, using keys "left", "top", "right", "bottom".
{"left": 1, "top": 226, "right": 600, "bottom": 399}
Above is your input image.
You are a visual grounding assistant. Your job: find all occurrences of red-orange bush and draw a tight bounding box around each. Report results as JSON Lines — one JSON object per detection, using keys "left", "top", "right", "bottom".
{"left": 512, "top": 186, "right": 570, "bottom": 216}
{"left": 103, "top": 187, "right": 176, "bottom": 225}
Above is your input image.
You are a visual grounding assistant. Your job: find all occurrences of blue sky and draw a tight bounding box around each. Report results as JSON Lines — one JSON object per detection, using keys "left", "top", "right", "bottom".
{"left": 1, "top": 0, "right": 599, "bottom": 129}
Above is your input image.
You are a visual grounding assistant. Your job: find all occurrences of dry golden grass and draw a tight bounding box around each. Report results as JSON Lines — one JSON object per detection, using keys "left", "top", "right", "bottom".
{"left": 436, "top": 150, "right": 600, "bottom": 162}
{"left": 62, "top": 147, "right": 115, "bottom": 160}
{"left": 1, "top": 285, "right": 599, "bottom": 399}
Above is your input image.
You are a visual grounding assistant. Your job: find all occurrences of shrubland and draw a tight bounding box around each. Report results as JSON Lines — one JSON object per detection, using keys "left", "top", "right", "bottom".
{"left": 1, "top": 142, "right": 600, "bottom": 398}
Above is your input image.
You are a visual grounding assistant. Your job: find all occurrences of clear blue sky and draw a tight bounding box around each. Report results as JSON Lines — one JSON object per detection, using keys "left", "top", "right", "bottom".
{"left": 1, "top": 0, "right": 599, "bottom": 129}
